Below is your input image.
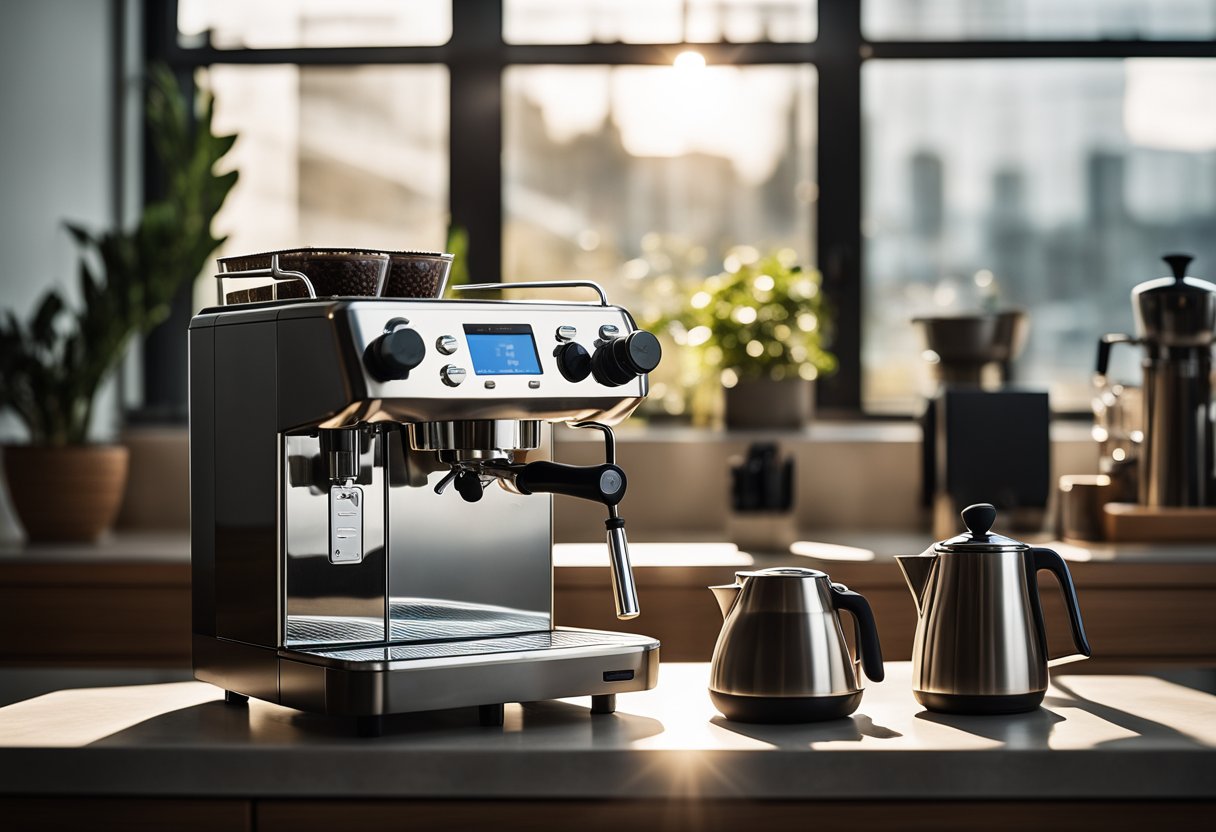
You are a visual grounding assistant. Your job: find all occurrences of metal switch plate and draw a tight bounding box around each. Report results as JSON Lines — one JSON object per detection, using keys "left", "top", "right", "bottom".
{"left": 329, "top": 484, "right": 364, "bottom": 564}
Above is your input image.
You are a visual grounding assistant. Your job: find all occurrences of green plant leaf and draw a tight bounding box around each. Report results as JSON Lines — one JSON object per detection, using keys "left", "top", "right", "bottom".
{"left": 2, "top": 62, "right": 239, "bottom": 444}
{"left": 30, "top": 292, "right": 64, "bottom": 347}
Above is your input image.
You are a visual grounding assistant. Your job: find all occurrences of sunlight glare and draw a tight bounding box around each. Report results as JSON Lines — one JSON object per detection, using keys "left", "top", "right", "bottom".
{"left": 673, "top": 50, "right": 706, "bottom": 71}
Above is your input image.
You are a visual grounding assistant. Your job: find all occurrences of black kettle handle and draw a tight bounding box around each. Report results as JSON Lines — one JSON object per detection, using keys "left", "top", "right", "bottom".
{"left": 1031, "top": 547, "right": 1093, "bottom": 666}
{"left": 1096, "top": 333, "right": 1138, "bottom": 377}
{"left": 830, "top": 584, "right": 885, "bottom": 682}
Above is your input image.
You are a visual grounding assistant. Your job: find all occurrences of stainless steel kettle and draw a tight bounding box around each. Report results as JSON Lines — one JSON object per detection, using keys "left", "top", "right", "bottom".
{"left": 708, "top": 567, "right": 884, "bottom": 723}
{"left": 897, "top": 503, "right": 1092, "bottom": 715}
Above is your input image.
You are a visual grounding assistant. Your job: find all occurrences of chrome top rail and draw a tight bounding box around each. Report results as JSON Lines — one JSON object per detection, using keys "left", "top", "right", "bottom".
{"left": 453, "top": 280, "right": 609, "bottom": 307}
{"left": 214, "top": 254, "right": 317, "bottom": 306}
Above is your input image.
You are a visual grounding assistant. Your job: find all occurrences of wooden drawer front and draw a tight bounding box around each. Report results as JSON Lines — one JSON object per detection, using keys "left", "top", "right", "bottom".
{"left": 0, "top": 584, "right": 191, "bottom": 666}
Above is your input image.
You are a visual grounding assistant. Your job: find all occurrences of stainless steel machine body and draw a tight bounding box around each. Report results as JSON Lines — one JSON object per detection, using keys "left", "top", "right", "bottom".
{"left": 189, "top": 291, "right": 660, "bottom": 726}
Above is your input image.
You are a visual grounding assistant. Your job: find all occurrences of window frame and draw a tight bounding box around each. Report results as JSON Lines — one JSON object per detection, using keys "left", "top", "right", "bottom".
{"left": 141, "top": 0, "right": 1216, "bottom": 420}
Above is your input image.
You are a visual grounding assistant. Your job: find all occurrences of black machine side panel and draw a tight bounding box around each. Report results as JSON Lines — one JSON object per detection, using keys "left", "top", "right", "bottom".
{"left": 212, "top": 320, "right": 280, "bottom": 647}
{"left": 189, "top": 325, "right": 216, "bottom": 637}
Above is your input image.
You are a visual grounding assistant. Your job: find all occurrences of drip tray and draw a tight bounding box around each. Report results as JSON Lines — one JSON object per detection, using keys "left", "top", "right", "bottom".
{"left": 283, "top": 628, "right": 657, "bottom": 669}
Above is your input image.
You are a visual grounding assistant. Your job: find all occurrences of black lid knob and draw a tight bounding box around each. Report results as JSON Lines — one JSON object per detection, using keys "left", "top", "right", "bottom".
{"left": 1163, "top": 253, "right": 1193, "bottom": 283}
{"left": 961, "top": 503, "right": 997, "bottom": 537}
{"left": 366, "top": 327, "right": 425, "bottom": 380}
{"left": 591, "top": 330, "right": 662, "bottom": 387}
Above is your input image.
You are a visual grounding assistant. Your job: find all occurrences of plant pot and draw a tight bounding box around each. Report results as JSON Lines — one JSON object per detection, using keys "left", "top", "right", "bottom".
{"left": 724, "top": 378, "right": 815, "bottom": 430}
{"left": 2, "top": 445, "right": 129, "bottom": 542}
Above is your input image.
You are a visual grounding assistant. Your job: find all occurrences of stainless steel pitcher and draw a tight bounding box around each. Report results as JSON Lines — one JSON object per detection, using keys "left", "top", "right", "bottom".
{"left": 708, "top": 567, "right": 884, "bottom": 723}
{"left": 897, "top": 503, "right": 1092, "bottom": 715}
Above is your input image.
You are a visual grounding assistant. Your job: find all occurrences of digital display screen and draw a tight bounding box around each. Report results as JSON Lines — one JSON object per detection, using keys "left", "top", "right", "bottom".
{"left": 463, "top": 324, "right": 543, "bottom": 375}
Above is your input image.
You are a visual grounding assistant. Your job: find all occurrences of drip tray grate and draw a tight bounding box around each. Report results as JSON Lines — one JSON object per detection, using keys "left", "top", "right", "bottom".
{"left": 290, "top": 629, "right": 653, "bottom": 664}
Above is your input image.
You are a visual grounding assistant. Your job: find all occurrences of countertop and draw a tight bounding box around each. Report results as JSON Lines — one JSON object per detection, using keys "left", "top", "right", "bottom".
{"left": 1, "top": 663, "right": 1213, "bottom": 801}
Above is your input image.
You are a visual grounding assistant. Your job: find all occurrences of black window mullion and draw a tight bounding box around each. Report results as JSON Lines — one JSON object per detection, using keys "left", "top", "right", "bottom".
{"left": 815, "top": 0, "right": 863, "bottom": 414}
{"left": 449, "top": 0, "right": 505, "bottom": 283}
{"left": 131, "top": 0, "right": 197, "bottom": 424}
{"left": 868, "top": 39, "right": 1216, "bottom": 60}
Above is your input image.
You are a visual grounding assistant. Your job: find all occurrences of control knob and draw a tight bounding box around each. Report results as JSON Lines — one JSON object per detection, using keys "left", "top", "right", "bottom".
{"left": 365, "top": 326, "right": 425, "bottom": 381}
{"left": 591, "top": 330, "right": 662, "bottom": 387}
{"left": 555, "top": 342, "right": 592, "bottom": 382}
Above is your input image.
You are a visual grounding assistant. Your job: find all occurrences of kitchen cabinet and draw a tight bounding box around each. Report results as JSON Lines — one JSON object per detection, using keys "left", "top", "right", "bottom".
{"left": 1, "top": 535, "right": 1214, "bottom": 670}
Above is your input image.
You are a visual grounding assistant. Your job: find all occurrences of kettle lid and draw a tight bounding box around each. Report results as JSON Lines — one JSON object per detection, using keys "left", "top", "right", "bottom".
{"left": 1132, "top": 254, "right": 1216, "bottom": 342}
{"left": 935, "top": 503, "right": 1027, "bottom": 552}
{"left": 735, "top": 566, "right": 828, "bottom": 581}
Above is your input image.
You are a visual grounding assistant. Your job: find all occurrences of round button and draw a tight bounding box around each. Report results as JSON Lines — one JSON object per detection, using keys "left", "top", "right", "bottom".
{"left": 599, "top": 324, "right": 621, "bottom": 340}
{"left": 436, "top": 334, "right": 459, "bottom": 355}
{"left": 599, "top": 469, "right": 624, "bottom": 497}
{"left": 555, "top": 342, "right": 592, "bottom": 382}
{"left": 365, "top": 327, "right": 425, "bottom": 381}
{"left": 440, "top": 364, "right": 467, "bottom": 387}
{"left": 556, "top": 325, "right": 578, "bottom": 342}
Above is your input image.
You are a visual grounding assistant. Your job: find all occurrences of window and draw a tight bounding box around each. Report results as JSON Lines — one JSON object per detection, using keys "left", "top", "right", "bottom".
{"left": 863, "top": 0, "right": 1216, "bottom": 41}
{"left": 148, "top": 0, "right": 1216, "bottom": 418}
{"left": 200, "top": 65, "right": 448, "bottom": 309}
{"left": 504, "top": 0, "right": 816, "bottom": 44}
{"left": 177, "top": 0, "right": 452, "bottom": 48}
{"left": 503, "top": 64, "right": 816, "bottom": 312}
{"left": 862, "top": 59, "right": 1216, "bottom": 412}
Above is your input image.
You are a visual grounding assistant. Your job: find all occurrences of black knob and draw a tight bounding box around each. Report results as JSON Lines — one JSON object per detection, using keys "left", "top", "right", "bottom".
{"left": 365, "top": 327, "right": 425, "bottom": 380}
{"left": 454, "top": 470, "right": 484, "bottom": 503}
{"left": 555, "top": 342, "right": 592, "bottom": 382}
{"left": 1163, "top": 253, "right": 1193, "bottom": 282}
{"left": 591, "top": 330, "right": 662, "bottom": 387}
{"left": 961, "top": 503, "right": 997, "bottom": 537}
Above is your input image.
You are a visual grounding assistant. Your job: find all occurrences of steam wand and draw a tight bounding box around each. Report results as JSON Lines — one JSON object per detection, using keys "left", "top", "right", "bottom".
{"left": 436, "top": 422, "right": 640, "bottom": 620}
{"left": 571, "top": 421, "right": 639, "bottom": 621}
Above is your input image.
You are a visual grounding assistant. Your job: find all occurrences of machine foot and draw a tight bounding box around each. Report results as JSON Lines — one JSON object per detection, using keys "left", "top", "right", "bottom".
{"left": 591, "top": 694, "right": 616, "bottom": 715}
{"left": 223, "top": 691, "right": 249, "bottom": 706}
{"left": 479, "top": 704, "right": 505, "bottom": 727}
{"left": 356, "top": 715, "right": 386, "bottom": 737}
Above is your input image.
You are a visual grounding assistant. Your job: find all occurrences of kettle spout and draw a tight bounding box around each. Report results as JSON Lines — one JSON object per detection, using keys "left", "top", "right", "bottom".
{"left": 896, "top": 554, "right": 936, "bottom": 615}
{"left": 709, "top": 583, "right": 741, "bottom": 619}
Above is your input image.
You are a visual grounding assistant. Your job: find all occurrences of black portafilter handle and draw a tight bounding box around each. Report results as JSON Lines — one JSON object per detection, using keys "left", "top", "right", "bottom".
{"left": 512, "top": 461, "right": 627, "bottom": 507}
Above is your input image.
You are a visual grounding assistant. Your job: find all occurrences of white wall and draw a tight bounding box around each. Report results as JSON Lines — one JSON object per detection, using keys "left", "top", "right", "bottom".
{"left": 0, "top": 0, "right": 116, "bottom": 321}
{"left": 0, "top": 0, "right": 117, "bottom": 537}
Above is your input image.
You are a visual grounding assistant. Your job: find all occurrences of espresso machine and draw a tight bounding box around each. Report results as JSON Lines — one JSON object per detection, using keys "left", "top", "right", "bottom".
{"left": 1098, "top": 254, "right": 1216, "bottom": 507}
{"left": 190, "top": 267, "right": 662, "bottom": 734}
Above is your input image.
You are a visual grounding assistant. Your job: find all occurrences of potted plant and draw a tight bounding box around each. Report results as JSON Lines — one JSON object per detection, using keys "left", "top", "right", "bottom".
{"left": 668, "top": 249, "right": 836, "bottom": 429}
{"left": 0, "top": 67, "right": 237, "bottom": 542}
